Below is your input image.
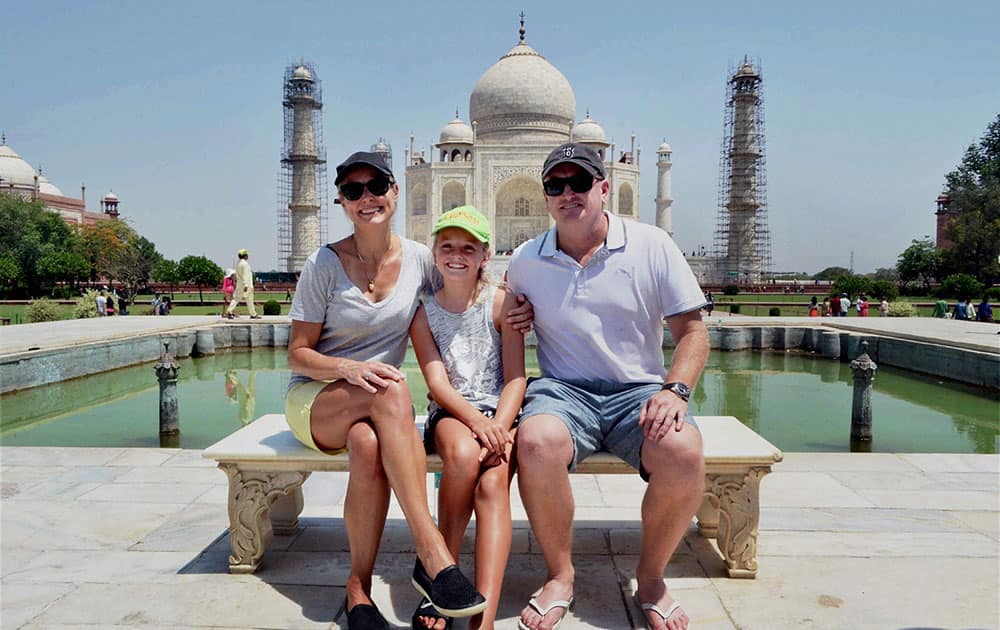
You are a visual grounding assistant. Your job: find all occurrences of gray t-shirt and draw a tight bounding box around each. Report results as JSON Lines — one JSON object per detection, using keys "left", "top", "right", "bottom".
{"left": 287, "top": 238, "right": 433, "bottom": 390}
{"left": 422, "top": 284, "right": 504, "bottom": 415}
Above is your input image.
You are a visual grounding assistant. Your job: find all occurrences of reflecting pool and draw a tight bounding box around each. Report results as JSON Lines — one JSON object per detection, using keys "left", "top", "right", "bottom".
{"left": 1, "top": 349, "right": 997, "bottom": 453}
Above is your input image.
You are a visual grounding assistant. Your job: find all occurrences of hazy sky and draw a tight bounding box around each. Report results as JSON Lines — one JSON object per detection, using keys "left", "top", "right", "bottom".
{"left": 3, "top": 1, "right": 997, "bottom": 275}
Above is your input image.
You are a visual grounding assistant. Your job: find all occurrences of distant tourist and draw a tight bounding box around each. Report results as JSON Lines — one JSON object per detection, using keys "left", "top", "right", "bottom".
{"left": 96, "top": 290, "right": 107, "bottom": 316}
{"left": 222, "top": 269, "right": 236, "bottom": 307}
{"left": 933, "top": 299, "right": 949, "bottom": 318}
{"left": 105, "top": 298, "right": 116, "bottom": 316}
{"left": 879, "top": 298, "right": 889, "bottom": 317}
{"left": 704, "top": 291, "right": 715, "bottom": 316}
{"left": 285, "top": 288, "right": 292, "bottom": 303}
{"left": 809, "top": 296, "right": 819, "bottom": 317}
{"left": 954, "top": 298, "right": 969, "bottom": 321}
{"left": 977, "top": 297, "right": 993, "bottom": 322}
{"left": 830, "top": 294, "right": 841, "bottom": 317}
{"left": 966, "top": 298, "right": 977, "bottom": 321}
{"left": 225, "top": 249, "right": 260, "bottom": 320}
{"left": 839, "top": 293, "right": 851, "bottom": 317}
{"left": 821, "top": 297, "right": 831, "bottom": 317}
{"left": 858, "top": 294, "right": 869, "bottom": 317}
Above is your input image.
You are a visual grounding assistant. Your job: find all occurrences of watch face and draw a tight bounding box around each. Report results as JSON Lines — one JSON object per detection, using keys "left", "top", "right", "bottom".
{"left": 666, "top": 383, "right": 690, "bottom": 400}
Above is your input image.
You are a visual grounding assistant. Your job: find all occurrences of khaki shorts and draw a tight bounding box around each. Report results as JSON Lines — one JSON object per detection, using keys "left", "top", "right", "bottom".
{"left": 285, "top": 380, "right": 348, "bottom": 455}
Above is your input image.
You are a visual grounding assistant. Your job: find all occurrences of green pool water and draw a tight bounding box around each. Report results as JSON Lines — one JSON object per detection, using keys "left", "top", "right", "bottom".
{"left": 1, "top": 349, "right": 996, "bottom": 453}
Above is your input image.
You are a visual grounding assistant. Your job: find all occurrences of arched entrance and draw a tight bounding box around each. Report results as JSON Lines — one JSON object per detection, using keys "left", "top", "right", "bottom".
{"left": 494, "top": 175, "right": 547, "bottom": 253}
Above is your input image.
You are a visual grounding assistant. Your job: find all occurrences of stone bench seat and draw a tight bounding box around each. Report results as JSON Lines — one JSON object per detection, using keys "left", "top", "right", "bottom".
{"left": 203, "top": 414, "right": 782, "bottom": 578}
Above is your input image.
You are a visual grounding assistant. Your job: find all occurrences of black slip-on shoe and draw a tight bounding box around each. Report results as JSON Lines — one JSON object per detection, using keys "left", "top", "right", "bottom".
{"left": 345, "top": 602, "right": 389, "bottom": 630}
{"left": 411, "top": 596, "right": 453, "bottom": 629}
{"left": 411, "top": 559, "right": 487, "bottom": 618}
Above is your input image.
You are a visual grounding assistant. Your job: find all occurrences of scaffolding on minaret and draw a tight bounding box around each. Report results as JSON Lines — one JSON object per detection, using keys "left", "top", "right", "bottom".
{"left": 277, "top": 60, "right": 328, "bottom": 273}
{"left": 712, "top": 57, "right": 771, "bottom": 284}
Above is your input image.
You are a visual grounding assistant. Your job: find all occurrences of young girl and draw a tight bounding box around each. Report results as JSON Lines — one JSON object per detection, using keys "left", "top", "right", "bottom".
{"left": 409, "top": 206, "right": 526, "bottom": 630}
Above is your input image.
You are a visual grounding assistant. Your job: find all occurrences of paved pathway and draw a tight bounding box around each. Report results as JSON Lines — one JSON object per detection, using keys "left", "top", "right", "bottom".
{"left": 1, "top": 447, "right": 997, "bottom": 629}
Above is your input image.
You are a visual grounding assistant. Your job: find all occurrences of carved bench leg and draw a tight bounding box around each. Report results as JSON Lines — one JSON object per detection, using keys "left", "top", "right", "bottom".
{"left": 696, "top": 493, "right": 720, "bottom": 538}
{"left": 219, "top": 464, "right": 310, "bottom": 574}
{"left": 706, "top": 467, "right": 769, "bottom": 579}
{"left": 271, "top": 486, "right": 305, "bottom": 535}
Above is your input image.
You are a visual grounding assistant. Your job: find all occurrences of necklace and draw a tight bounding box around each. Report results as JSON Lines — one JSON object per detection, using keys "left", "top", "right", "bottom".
{"left": 356, "top": 239, "right": 394, "bottom": 292}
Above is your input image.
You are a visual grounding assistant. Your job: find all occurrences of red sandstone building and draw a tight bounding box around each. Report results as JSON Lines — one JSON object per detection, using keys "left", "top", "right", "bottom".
{"left": 0, "top": 134, "right": 121, "bottom": 226}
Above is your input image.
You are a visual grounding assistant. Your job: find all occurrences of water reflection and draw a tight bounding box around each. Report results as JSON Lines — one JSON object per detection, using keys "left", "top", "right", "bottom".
{"left": 1, "top": 348, "right": 996, "bottom": 453}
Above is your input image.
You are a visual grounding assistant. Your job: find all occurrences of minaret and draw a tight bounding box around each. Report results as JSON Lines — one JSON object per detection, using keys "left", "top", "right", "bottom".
{"left": 655, "top": 141, "right": 673, "bottom": 235}
{"left": 713, "top": 58, "right": 771, "bottom": 283}
{"left": 278, "top": 61, "right": 328, "bottom": 272}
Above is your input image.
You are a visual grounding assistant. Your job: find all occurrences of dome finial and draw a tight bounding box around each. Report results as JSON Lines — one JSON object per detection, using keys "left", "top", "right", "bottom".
{"left": 586, "top": 107, "right": 590, "bottom": 119}
{"left": 518, "top": 11, "right": 526, "bottom": 43}
{"left": 456, "top": 107, "right": 460, "bottom": 119}
{"left": 1, "top": 131, "right": 5, "bottom": 145}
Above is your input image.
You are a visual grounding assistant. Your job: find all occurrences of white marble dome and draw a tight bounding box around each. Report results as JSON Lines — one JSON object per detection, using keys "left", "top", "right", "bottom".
{"left": 37, "top": 174, "right": 63, "bottom": 196}
{"left": 292, "top": 65, "right": 313, "bottom": 81}
{"left": 658, "top": 141, "right": 672, "bottom": 153}
{"left": 0, "top": 144, "right": 38, "bottom": 188}
{"left": 103, "top": 190, "right": 119, "bottom": 202}
{"left": 469, "top": 41, "right": 575, "bottom": 141}
{"left": 439, "top": 116, "right": 474, "bottom": 144}
{"left": 571, "top": 114, "right": 608, "bottom": 146}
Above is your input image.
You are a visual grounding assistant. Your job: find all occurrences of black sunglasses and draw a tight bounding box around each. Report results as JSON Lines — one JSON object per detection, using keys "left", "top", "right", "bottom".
{"left": 543, "top": 172, "right": 597, "bottom": 196}
{"left": 338, "top": 176, "right": 392, "bottom": 201}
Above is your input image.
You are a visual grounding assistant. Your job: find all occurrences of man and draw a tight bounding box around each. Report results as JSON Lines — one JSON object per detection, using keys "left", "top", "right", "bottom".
{"left": 839, "top": 292, "right": 851, "bottom": 317}
{"left": 96, "top": 290, "right": 107, "bottom": 316}
{"left": 226, "top": 248, "right": 260, "bottom": 319}
{"left": 508, "top": 143, "right": 709, "bottom": 630}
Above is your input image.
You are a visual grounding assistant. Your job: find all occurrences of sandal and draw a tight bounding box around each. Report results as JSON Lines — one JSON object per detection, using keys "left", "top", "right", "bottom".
{"left": 411, "top": 596, "right": 453, "bottom": 629}
{"left": 516, "top": 594, "right": 574, "bottom": 630}
{"left": 633, "top": 592, "right": 684, "bottom": 630}
{"left": 345, "top": 602, "right": 389, "bottom": 630}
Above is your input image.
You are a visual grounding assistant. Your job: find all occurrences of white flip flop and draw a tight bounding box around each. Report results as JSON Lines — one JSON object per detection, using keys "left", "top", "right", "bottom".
{"left": 517, "top": 594, "right": 574, "bottom": 630}
{"left": 634, "top": 592, "right": 684, "bottom": 629}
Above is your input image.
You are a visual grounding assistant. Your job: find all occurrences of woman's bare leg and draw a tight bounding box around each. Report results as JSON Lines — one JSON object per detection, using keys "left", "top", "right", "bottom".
{"left": 309, "top": 380, "right": 459, "bottom": 577}
{"left": 342, "top": 421, "right": 389, "bottom": 610}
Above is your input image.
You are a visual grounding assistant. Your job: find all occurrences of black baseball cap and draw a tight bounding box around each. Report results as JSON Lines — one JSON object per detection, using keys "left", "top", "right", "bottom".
{"left": 334, "top": 151, "right": 394, "bottom": 186}
{"left": 542, "top": 142, "right": 607, "bottom": 180}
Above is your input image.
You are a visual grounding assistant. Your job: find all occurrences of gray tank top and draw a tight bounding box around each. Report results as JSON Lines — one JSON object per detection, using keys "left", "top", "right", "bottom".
{"left": 423, "top": 284, "right": 504, "bottom": 415}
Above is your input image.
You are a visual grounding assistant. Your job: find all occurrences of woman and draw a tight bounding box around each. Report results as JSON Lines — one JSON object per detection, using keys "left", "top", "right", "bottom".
{"left": 286, "top": 152, "right": 530, "bottom": 629}
{"left": 222, "top": 269, "right": 236, "bottom": 311}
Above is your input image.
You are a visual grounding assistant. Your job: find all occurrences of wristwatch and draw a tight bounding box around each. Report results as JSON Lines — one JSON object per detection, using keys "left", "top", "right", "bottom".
{"left": 661, "top": 382, "right": 691, "bottom": 402}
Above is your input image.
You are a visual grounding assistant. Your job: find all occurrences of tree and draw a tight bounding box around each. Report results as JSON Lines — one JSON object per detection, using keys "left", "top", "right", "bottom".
{"left": 813, "top": 266, "right": 850, "bottom": 281}
{"left": 831, "top": 274, "right": 872, "bottom": 298}
{"left": 939, "top": 114, "right": 1000, "bottom": 284}
{"left": 36, "top": 250, "right": 90, "bottom": 289}
{"left": 869, "top": 280, "right": 899, "bottom": 301}
{"left": 153, "top": 258, "right": 181, "bottom": 299}
{"left": 896, "top": 237, "right": 941, "bottom": 292}
{"left": 178, "top": 255, "right": 223, "bottom": 303}
{"left": 79, "top": 220, "right": 161, "bottom": 300}
{"left": 937, "top": 273, "right": 984, "bottom": 300}
{"left": 0, "top": 194, "right": 79, "bottom": 295}
{"left": 0, "top": 254, "right": 19, "bottom": 295}
{"left": 871, "top": 267, "right": 899, "bottom": 282}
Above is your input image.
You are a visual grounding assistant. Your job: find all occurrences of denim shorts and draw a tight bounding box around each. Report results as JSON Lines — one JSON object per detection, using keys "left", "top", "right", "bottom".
{"left": 520, "top": 377, "right": 697, "bottom": 480}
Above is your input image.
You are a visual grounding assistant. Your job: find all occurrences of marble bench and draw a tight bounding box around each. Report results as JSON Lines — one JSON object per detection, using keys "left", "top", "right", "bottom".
{"left": 203, "top": 413, "right": 782, "bottom": 578}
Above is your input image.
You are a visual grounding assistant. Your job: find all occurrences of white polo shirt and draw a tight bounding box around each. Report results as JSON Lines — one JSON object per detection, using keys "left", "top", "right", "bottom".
{"left": 508, "top": 212, "right": 706, "bottom": 384}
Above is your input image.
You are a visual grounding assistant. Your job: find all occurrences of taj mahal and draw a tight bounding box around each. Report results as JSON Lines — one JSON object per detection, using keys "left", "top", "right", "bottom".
{"left": 402, "top": 20, "right": 673, "bottom": 267}
{"left": 279, "top": 18, "right": 768, "bottom": 284}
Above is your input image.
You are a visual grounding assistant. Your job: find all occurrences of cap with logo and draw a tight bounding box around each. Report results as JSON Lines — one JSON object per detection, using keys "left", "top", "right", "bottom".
{"left": 542, "top": 142, "right": 607, "bottom": 179}
{"left": 432, "top": 205, "right": 491, "bottom": 245}
{"left": 334, "top": 151, "right": 394, "bottom": 186}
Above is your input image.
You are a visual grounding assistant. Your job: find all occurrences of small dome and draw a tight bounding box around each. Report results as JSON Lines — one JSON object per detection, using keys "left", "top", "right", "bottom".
{"left": 571, "top": 114, "right": 607, "bottom": 145}
{"left": 103, "top": 191, "right": 119, "bottom": 202}
{"left": 657, "top": 141, "right": 672, "bottom": 153}
{"left": 292, "top": 65, "right": 313, "bottom": 81}
{"left": 439, "top": 116, "right": 474, "bottom": 144}
{"left": 37, "top": 174, "right": 63, "bottom": 196}
{"left": 734, "top": 62, "right": 759, "bottom": 79}
{"left": 0, "top": 144, "right": 38, "bottom": 188}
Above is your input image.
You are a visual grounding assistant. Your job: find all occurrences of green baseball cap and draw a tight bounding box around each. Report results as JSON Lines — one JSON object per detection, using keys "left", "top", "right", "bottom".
{"left": 432, "top": 205, "right": 491, "bottom": 245}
